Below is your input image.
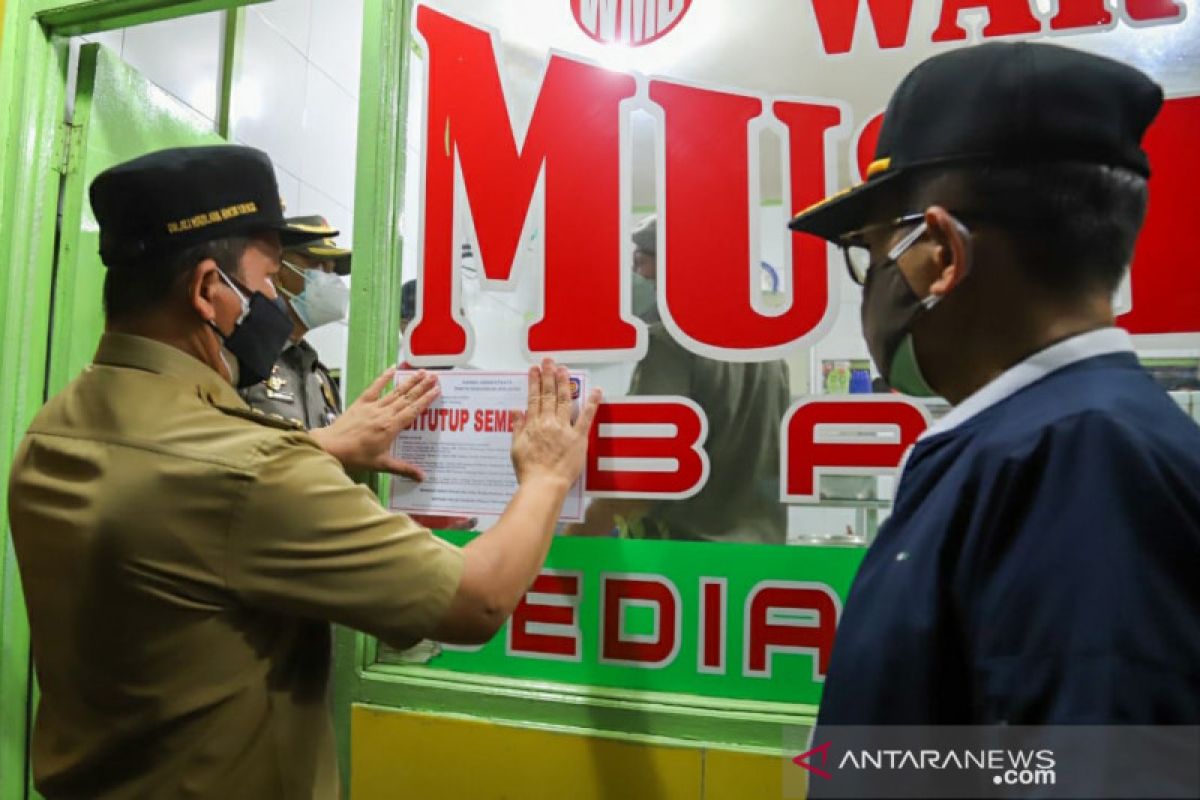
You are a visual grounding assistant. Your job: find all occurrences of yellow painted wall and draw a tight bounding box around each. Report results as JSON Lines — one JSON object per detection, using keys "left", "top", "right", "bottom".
{"left": 351, "top": 706, "right": 803, "bottom": 800}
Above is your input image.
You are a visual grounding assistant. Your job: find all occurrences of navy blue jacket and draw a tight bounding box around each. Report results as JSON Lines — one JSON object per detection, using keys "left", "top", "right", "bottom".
{"left": 816, "top": 352, "right": 1200, "bottom": 726}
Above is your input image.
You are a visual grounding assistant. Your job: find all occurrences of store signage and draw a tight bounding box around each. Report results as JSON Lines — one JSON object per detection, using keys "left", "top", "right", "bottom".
{"left": 390, "top": 0, "right": 1199, "bottom": 709}
{"left": 585, "top": 397, "right": 709, "bottom": 498}
{"left": 782, "top": 398, "right": 932, "bottom": 503}
{"left": 810, "top": 0, "right": 1185, "bottom": 55}
{"left": 405, "top": 2, "right": 1199, "bottom": 374}
{"left": 571, "top": 0, "right": 692, "bottom": 46}
{"left": 582, "top": 395, "right": 929, "bottom": 500}
{"left": 422, "top": 534, "right": 863, "bottom": 704}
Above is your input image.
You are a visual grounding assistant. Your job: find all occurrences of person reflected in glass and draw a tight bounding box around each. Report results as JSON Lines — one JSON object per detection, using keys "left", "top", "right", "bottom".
{"left": 566, "top": 216, "right": 791, "bottom": 544}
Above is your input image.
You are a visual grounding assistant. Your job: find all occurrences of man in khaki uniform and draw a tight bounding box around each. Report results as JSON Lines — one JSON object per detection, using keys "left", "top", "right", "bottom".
{"left": 6, "top": 145, "right": 599, "bottom": 799}
{"left": 568, "top": 216, "right": 790, "bottom": 543}
{"left": 241, "top": 215, "right": 350, "bottom": 431}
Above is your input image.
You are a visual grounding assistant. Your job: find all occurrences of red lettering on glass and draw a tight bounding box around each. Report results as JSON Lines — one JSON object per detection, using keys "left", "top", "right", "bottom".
{"left": 1050, "top": 0, "right": 1114, "bottom": 30}
{"left": 782, "top": 398, "right": 931, "bottom": 503}
{"left": 1125, "top": 0, "right": 1185, "bottom": 23}
{"left": 586, "top": 398, "right": 710, "bottom": 498}
{"left": 809, "top": 0, "right": 918, "bottom": 54}
{"left": 509, "top": 572, "right": 583, "bottom": 660}
{"left": 601, "top": 575, "right": 681, "bottom": 667}
{"left": 650, "top": 81, "right": 844, "bottom": 359}
{"left": 745, "top": 582, "right": 841, "bottom": 681}
{"left": 699, "top": 578, "right": 727, "bottom": 674}
{"left": 1120, "top": 95, "right": 1200, "bottom": 336}
{"left": 931, "top": 0, "right": 1043, "bottom": 42}
{"left": 410, "top": 5, "right": 639, "bottom": 365}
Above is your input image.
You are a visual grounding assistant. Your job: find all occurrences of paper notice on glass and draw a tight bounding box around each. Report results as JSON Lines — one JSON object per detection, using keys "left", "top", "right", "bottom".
{"left": 389, "top": 370, "right": 587, "bottom": 521}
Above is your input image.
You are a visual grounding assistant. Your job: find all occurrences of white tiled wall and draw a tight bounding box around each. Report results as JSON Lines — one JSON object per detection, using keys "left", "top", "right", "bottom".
{"left": 80, "top": 14, "right": 224, "bottom": 128}
{"left": 84, "top": 2, "right": 365, "bottom": 380}
{"left": 231, "top": 9, "right": 310, "bottom": 181}
{"left": 123, "top": 13, "right": 226, "bottom": 123}
{"left": 233, "top": 0, "right": 363, "bottom": 375}
{"left": 232, "top": 1, "right": 361, "bottom": 242}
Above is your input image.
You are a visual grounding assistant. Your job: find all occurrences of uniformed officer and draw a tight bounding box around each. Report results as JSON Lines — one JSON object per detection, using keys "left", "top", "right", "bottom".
{"left": 241, "top": 215, "right": 348, "bottom": 431}
{"left": 6, "top": 145, "right": 600, "bottom": 799}
{"left": 567, "top": 216, "right": 791, "bottom": 543}
{"left": 788, "top": 42, "right": 1200, "bottom": 796}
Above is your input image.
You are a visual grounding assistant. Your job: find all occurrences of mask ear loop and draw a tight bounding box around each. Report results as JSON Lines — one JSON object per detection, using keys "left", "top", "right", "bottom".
{"left": 281, "top": 259, "right": 307, "bottom": 279}
{"left": 883, "top": 222, "right": 945, "bottom": 312}
{"left": 277, "top": 259, "right": 308, "bottom": 304}
{"left": 212, "top": 268, "right": 251, "bottom": 326}
{"left": 205, "top": 270, "right": 247, "bottom": 385}
{"left": 917, "top": 215, "right": 974, "bottom": 311}
{"left": 886, "top": 220, "right": 929, "bottom": 263}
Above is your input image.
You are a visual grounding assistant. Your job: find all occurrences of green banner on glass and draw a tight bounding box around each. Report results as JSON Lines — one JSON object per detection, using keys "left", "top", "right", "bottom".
{"left": 418, "top": 535, "right": 865, "bottom": 705}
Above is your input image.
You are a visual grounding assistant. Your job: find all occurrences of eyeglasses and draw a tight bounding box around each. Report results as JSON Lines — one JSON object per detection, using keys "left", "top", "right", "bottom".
{"left": 838, "top": 212, "right": 978, "bottom": 286}
{"left": 837, "top": 213, "right": 926, "bottom": 286}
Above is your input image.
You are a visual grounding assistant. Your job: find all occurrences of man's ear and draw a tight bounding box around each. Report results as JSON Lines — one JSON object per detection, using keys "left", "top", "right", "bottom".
{"left": 189, "top": 258, "right": 223, "bottom": 325}
{"left": 923, "top": 206, "right": 970, "bottom": 297}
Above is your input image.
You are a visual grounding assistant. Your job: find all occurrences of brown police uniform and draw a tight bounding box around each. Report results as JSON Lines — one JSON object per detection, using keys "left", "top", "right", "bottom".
{"left": 627, "top": 322, "right": 790, "bottom": 544}
{"left": 242, "top": 339, "right": 342, "bottom": 429}
{"left": 7, "top": 333, "right": 463, "bottom": 798}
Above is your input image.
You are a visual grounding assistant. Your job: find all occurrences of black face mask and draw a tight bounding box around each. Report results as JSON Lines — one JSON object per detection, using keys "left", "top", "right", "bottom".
{"left": 860, "top": 215, "right": 973, "bottom": 397}
{"left": 209, "top": 272, "right": 293, "bottom": 389}
{"left": 861, "top": 247, "right": 940, "bottom": 397}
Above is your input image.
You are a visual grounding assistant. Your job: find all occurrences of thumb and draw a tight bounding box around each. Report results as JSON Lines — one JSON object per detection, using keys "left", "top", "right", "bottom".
{"left": 511, "top": 409, "right": 526, "bottom": 438}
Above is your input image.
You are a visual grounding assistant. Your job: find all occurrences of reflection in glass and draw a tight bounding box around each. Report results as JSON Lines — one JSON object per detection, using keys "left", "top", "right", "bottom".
{"left": 566, "top": 216, "right": 792, "bottom": 544}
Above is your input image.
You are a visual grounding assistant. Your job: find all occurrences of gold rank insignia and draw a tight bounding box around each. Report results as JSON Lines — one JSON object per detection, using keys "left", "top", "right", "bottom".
{"left": 319, "top": 378, "right": 338, "bottom": 416}
{"left": 265, "top": 367, "right": 295, "bottom": 402}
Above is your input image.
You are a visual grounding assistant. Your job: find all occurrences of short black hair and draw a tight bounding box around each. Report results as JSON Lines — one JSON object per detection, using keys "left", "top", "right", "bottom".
{"left": 906, "top": 162, "right": 1148, "bottom": 296}
{"left": 102, "top": 237, "right": 250, "bottom": 322}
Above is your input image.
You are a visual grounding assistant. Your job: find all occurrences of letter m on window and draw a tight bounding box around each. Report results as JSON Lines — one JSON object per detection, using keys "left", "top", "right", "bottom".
{"left": 408, "top": 5, "right": 641, "bottom": 365}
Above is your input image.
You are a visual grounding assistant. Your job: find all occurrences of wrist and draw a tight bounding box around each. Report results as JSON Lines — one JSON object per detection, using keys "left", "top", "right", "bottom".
{"left": 518, "top": 472, "right": 573, "bottom": 497}
{"left": 309, "top": 428, "right": 348, "bottom": 466}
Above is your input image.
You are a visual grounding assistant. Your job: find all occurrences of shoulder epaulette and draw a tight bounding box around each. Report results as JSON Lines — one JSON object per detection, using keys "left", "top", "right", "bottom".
{"left": 212, "top": 403, "right": 306, "bottom": 432}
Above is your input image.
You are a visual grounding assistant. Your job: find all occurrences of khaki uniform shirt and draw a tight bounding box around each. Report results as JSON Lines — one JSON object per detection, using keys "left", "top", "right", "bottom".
{"left": 240, "top": 339, "right": 342, "bottom": 430}
{"left": 7, "top": 333, "right": 464, "bottom": 799}
{"left": 627, "top": 323, "right": 790, "bottom": 544}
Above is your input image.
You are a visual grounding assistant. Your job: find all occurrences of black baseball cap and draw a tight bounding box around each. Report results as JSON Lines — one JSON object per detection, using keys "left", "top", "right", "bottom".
{"left": 789, "top": 42, "right": 1164, "bottom": 242}
{"left": 90, "top": 145, "right": 334, "bottom": 267}
{"left": 283, "top": 215, "right": 352, "bottom": 275}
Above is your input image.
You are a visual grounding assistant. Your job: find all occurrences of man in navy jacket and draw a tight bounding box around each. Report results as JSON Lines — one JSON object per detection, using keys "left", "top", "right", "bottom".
{"left": 789, "top": 41, "right": 1199, "bottom": 798}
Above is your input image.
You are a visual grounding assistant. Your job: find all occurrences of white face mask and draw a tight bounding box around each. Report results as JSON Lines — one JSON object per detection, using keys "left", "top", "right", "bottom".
{"left": 281, "top": 260, "right": 350, "bottom": 330}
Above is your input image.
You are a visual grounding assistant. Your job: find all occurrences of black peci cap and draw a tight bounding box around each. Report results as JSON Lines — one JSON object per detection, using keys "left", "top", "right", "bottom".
{"left": 789, "top": 42, "right": 1164, "bottom": 242}
{"left": 90, "top": 145, "right": 333, "bottom": 267}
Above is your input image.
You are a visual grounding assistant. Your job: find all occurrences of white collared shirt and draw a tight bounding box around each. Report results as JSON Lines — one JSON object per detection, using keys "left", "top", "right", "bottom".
{"left": 919, "top": 327, "right": 1135, "bottom": 440}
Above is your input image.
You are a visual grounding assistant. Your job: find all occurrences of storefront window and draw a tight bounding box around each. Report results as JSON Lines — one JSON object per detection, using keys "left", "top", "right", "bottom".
{"left": 387, "top": 1, "right": 1200, "bottom": 555}
{"left": 372, "top": 2, "right": 1199, "bottom": 703}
